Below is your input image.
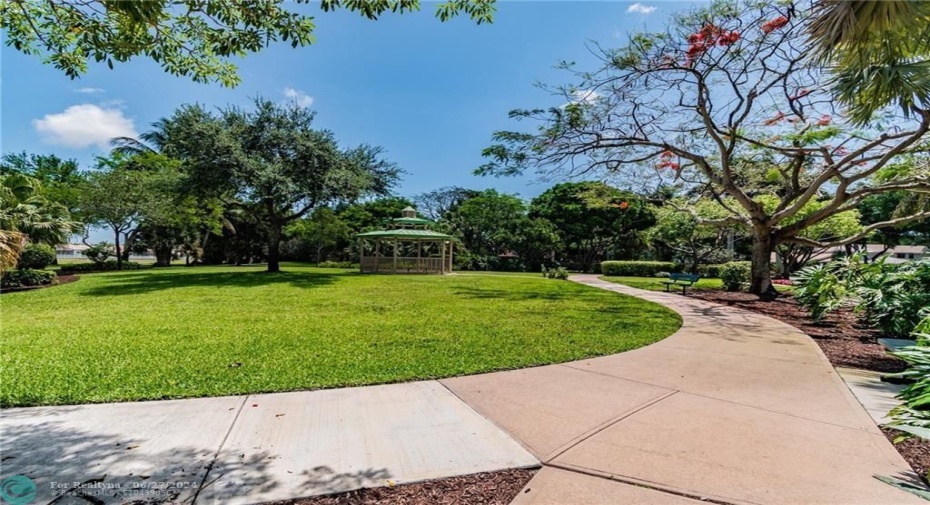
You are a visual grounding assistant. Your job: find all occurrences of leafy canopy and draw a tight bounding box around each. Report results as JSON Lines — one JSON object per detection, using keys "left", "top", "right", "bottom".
{"left": 1, "top": 0, "right": 496, "bottom": 86}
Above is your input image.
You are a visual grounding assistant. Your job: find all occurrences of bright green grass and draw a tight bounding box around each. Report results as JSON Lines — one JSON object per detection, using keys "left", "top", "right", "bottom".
{"left": 600, "top": 276, "right": 726, "bottom": 291}
{"left": 600, "top": 276, "right": 794, "bottom": 293}
{"left": 1, "top": 264, "right": 681, "bottom": 406}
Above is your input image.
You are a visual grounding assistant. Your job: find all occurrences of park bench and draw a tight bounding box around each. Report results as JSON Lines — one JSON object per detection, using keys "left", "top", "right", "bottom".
{"left": 661, "top": 273, "right": 700, "bottom": 294}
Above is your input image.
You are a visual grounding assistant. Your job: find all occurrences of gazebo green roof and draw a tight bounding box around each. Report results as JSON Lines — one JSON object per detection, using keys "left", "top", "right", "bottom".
{"left": 388, "top": 217, "right": 434, "bottom": 226}
{"left": 355, "top": 229, "right": 454, "bottom": 240}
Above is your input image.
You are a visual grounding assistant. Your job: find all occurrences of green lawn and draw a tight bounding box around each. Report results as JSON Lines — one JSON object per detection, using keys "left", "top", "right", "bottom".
{"left": 1, "top": 264, "right": 681, "bottom": 406}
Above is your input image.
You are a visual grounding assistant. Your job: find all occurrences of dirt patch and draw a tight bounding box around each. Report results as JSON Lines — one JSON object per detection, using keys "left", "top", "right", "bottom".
{"left": 263, "top": 468, "right": 537, "bottom": 505}
{"left": 883, "top": 428, "right": 930, "bottom": 487}
{"left": 689, "top": 290, "right": 907, "bottom": 373}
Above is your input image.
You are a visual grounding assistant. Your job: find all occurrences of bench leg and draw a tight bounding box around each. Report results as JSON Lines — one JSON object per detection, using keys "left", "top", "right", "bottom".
{"left": 681, "top": 285, "right": 687, "bottom": 295}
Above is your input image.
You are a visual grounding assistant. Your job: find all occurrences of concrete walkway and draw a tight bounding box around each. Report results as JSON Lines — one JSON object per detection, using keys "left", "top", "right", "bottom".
{"left": 2, "top": 275, "right": 925, "bottom": 504}
{"left": 0, "top": 382, "right": 537, "bottom": 504}
{"left": 443, "top": 275, "right": 926, "bottom": 504}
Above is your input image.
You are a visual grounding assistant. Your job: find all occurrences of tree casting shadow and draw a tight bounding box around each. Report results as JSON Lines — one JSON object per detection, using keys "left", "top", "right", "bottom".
{"left": 79, "top": 270, "right": 347, "bottom": 297}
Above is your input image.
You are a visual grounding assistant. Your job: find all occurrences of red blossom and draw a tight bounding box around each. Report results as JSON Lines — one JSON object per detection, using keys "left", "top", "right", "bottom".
{"left": 834, "top": 146, "right": 849, "bottom": 155}
{"left": 761, "top": 16, "right": 789, "bottom": 34}
{"left": 618, "top": 201, "right": 630, "bottom": 210}
{"left": 763, "top": 111, "right": 785, "bottom": 126}
{"left": 816, "top": 115, "right": 832, "bottom": 126}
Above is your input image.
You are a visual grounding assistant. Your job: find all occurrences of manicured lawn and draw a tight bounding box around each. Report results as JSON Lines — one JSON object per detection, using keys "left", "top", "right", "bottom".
{"left": 601, "top": 276, "right": 726, "bottom": 291}
{"left": 1, "top": 264, "right": 681, "bottom": 406}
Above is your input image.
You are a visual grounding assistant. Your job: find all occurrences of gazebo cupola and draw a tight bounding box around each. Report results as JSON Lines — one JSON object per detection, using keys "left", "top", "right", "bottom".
{"left": 355, "top": 207, "right": 455, "bottom": 274}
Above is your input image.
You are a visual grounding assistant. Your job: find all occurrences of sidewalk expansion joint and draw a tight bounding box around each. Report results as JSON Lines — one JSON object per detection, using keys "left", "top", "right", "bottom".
{"left": 190, "top": 394, "right": 250, "bottom": 504}
{"left": 545, "top": 462, "right": 746, "bottom": 505}
{"left": 543, "top": 389, "right": 679, "bottom": 463}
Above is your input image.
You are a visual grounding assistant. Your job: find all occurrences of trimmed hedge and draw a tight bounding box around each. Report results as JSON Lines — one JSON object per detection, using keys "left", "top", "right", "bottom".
{"left": 720, "top": 261, "right": 752, "bottom": 291}
{"left": 2, "top": 269, "right": 57, "bottom": 289}
{"left": 317, "top": 261, "right": 358, "bottom": 269}
{"left": 18, "top": 243, "right": 57, "bottom": 270}
{"left": 601, "top": 261, "right": 681, "bottom": 277}
{"left": 59, "top": 261, "right": 144, "bottom": 274}
{"left": 696, "top": 264, "right": 727, "bottom": 278}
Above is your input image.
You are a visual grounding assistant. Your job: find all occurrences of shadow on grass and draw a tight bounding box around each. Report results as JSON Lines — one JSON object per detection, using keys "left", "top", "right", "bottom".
{"left": 450, "top": 286, "right": 577, "bottom": 302}
{"left": 79, "top": 269, "right": 349, "bottom": 297}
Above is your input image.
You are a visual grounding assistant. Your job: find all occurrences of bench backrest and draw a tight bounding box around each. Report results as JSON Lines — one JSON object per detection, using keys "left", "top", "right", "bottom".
{"left": 669, "top": 273, "right": 700, "bottom": 282}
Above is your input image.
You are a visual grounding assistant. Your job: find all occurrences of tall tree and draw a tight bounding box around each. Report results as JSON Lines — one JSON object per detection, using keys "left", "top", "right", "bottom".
{"left": 1, "top": 0, "right": 495, "bottom": 86}
{"left": 287, "top": 208, "right": 350, "bottom": 263}
{"left": 0, "top": 152, "right": 86, "bottom": 218}
{"left": 529, "top": 182, "right": 655, "bottom": 273}
{"left": 412, "top": 186, "right": 480, "bottom": 221}
{"left": 647, "top": 200, "right": 739, "bottom": 273}
{"left": 179, "top": 99, "right": 400, "bottom": 272}
{"left": 480, "top": 1, "right": 930, "bottom": 296}
{"left": 78, "top": 155, "right": 149, "bottom": 270}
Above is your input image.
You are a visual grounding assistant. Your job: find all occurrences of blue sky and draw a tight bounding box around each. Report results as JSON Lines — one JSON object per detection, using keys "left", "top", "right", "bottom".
{"left": 2, "top": 1, "right": 687, "bottom": 203}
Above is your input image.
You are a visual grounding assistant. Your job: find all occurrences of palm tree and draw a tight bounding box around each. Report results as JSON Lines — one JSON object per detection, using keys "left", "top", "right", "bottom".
{"left": 0, "top": 174, "right": 79, "bottom": 271}
{"left": 808, "top": 0, "right": 930, "bottom": 124}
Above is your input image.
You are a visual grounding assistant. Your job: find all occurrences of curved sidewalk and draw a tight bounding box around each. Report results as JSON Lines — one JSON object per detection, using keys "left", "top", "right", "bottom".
{"left": 442, "top": 274, "right": 925, "bottom": 504}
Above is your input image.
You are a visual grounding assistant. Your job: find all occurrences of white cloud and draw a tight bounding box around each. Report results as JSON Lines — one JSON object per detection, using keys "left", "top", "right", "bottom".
{"left": 33, "top": 104, "right": 138, "bottom": 149}
{"left": 283, "top": 87, "right": 314, "bottom": 108}
{"left": 75, "top": 87, "right": 105, "bottom": 94}
{"left": 627, "top": 3, "right": 656, "bottom": 14}
{"left": 572, "top": 89, "right": 600, "bottom": 104}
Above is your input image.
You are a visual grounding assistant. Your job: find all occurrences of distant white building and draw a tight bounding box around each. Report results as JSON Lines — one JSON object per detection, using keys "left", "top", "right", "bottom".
{"left": 874, "top": 244, "right": 926, "bottom": 264}
{"left": 55, "top": 243, "right": 89, "bottom": 260}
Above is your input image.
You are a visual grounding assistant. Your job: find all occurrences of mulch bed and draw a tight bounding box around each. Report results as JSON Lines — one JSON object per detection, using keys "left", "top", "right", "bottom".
{"left": 0, "top": 274, "right": 80, "bottom": 295}
{"left": 264, "top": 468, "right": 537, "bottom": 505}
{"left": 883, "top": 428, "right": 930, "bottom": 486}
{"left": 688, "top": 290, "right": 908, "bottom": 373}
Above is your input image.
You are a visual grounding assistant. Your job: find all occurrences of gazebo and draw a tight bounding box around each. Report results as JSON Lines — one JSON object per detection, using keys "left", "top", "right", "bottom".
{"left": 356, "top": 207, "right": 455, "bottom": 274}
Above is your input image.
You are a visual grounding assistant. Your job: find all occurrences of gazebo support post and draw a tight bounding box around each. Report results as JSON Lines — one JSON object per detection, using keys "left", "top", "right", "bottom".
{"left": 375, "top": 239, "right": 380, "bottom": 273}
{"left": 440, "top": 241, "right": 446, "bottom": 275}
{"left": 393, "top": 239, "right": 398, "bottom": 274}
{"left": 417, "top": 241, "right": 422, "bottom": 273}
{"left": 447, "top": 241, "right": 453, "bottom": 273}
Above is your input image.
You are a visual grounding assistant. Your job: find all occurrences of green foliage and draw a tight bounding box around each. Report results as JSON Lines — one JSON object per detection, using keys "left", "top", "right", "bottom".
{"left": 0, "top": 264, "right": 680, "bottom": 406}
{"left": 795, "top": 258, "right": 930, "bottom": 335}
{"left": 179, "top": 98, "right": 400, "bottom": 271}
{"left": 885, "top": 314, "right": 930, "bottom": 487}
{"left": 17, "top": 243, "right": 55, "bottom": 270}
{"left": 541, "top": 265, "right": 569, "bottom": 280}
{"left": 317, "top": 261, "right": 357, "bottom": 269}
{"left": 1, "top": 268, "right": 56, "bottom": 289}
{"left": 601, "top": 261, "right": 680, "bottom": 277}
{"left": 1, "top": 0, "right": 496, "bottom": 87}
{"left": 60, "top": 260, "right": 143, "bottom": 273}
{"left": 793, "top": 263, "right": 850, "bottom": 321}
{"left": 83, "top": 242, "right": 114, "bottom": 264}
{"left": 697, "top": 264, "right": 726, "bottom": 278}
{"left": 530, "top": 182, "right": 655, "bottom": 272}
{"left": 720, "top": 261, "right": 752, "bottom": 292}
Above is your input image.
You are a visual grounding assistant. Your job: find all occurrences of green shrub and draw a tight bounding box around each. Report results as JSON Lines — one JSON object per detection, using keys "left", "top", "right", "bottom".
{"left": 886, "top": 314, "right": 930, "bottom": 465}
{"left": 542, "top": 265, "right": 569, "bottom": 280}
{"left": 18, "top": 243, "right": 56, "bottom": 270}
{"left": 697, "top": 264, "right": 726, "bottom": 278}
{"left": 600, "top": 261, "right": 681, "bottom": 277}
{"left": 719, "top": 261, "right": 752, "bottom": 292}
{"left": 59, "top": 261, "right": 143, "bottom": 273}
{"left": 795, "top": 257, "right": 930, "bottom": 335}
{"left": 83, "top": 242, "right": 114, "bottom": 263}
{"left": 2, "top": 269, "right": 57, "bottom": 289}
{"left": 794, "top": 263, "right": 850, "bottom": 321}
{"left": 317, "top": 261, "right": 358, "bottom": 269}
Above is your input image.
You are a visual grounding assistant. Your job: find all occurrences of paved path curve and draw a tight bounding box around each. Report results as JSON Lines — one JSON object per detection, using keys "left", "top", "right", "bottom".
{"left": 443, "top": 275, "right": 925, "bottom": 504}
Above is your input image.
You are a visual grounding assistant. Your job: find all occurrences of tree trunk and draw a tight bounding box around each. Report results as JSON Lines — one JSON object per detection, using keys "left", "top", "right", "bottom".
{"left": 749, "top": 228, "right": 776, "bottom": 299}
{"left": 154, "top": 245, "right": 173, "bottom": 267}
{"left": 113, "top": 228, "right": 123, "bottom": 271}
{"left": 267, "top": 224, "right": 282, "bottom": 273}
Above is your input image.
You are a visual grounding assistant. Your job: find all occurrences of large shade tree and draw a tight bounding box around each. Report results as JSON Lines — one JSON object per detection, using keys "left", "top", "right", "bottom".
{"left": 1, "top": 0, "right": 496, "bottom": 86}
{"left": 529, "top": 182, "right": 655, "bottom": 272}
{"left": 0, "top": 174, "right": 77, "bottom": 271}
{"left": 480, "top": 0, "right": 930, "bottom": 296}
{"left": 177, "top": 99, "right": 400, "bottom": 272}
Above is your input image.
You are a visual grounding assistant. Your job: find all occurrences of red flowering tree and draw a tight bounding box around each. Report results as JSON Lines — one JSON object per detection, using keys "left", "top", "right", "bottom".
{"left": 479, "top": 0, "right": 930, "bottom": 297}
